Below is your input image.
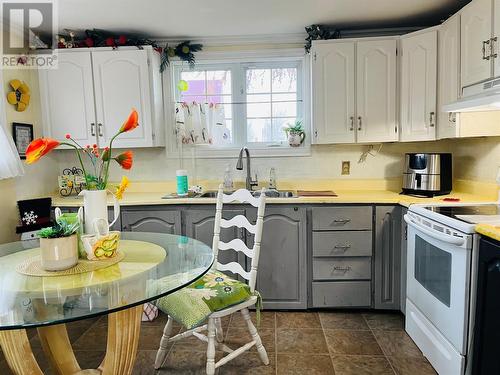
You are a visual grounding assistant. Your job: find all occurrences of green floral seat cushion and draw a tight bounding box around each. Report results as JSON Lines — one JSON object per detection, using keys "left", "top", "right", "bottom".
{"left": 156, "top": 270, "right": 256, "bottom": 330}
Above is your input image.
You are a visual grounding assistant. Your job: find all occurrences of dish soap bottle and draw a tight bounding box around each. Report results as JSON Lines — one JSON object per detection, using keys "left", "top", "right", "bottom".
{"left": 223, "top": 165, "right": 233, "bottom": 192}
{"left": 176, "top": 170, "right": 189, "bottom": 197}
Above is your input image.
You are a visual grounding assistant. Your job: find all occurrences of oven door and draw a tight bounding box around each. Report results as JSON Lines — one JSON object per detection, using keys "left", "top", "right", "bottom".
{"left": 405, "top": 214, "right": 472, "bottom": 354}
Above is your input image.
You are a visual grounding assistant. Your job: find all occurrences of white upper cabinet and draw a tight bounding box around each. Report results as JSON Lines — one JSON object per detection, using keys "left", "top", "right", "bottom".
{"left": 311, "top": 38, "right": 397, "bottom": 144}
{"left": 400, "top": 30, "right": 437, "bottom": 142}
{"left": 461, "top": 0, "right": 493, "bottom": 86}
{"left": 494, "top": 0, "right": 500, "bottom": 76}
{"left": 39, "top": 51, "right": 96, "bottom": 146}
{"left": 311, "top": 41, "right": 355, "bottom": 144}
{"left": 39, "top": 46, "right": 164, "bottom": 148}
{"left": 92, "top": 49, "right": 153, "bottom": 148}
{"left": 356, "top": 39, "right": 397, "bottom": 143}
{"left": 438, "top": 14, "right": 461, "bottom": 139}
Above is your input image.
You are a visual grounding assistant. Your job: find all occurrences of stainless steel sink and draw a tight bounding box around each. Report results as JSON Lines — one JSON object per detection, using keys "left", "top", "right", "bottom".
{"left": 198, "top": 189, "right": 296, "bottom": 198}
{"left": 252, "top": 190, "right": 296, "bottom": 198}
{"left": 198, "top": 191, "right": 219, "bottom": 198}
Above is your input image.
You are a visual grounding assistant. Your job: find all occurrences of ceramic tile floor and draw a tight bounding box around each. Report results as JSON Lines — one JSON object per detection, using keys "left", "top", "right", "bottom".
{"left": 0, "top": 310, "right": 437, "bottom": 375}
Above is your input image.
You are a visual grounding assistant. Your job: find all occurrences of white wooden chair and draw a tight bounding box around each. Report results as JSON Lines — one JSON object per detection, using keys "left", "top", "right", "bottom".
{"left": 154, "top": 185, "right": 269, "bottom": 374}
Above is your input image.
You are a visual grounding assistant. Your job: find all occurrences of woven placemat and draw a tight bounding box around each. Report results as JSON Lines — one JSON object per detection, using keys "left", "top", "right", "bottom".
{"left": 16, "top": 251, "right": 125, "bottom": 277}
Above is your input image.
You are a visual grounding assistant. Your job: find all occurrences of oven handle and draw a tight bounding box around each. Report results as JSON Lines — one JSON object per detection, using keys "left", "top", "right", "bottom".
{"left": 404, "top": 214, "right": 465, "bottom": 246}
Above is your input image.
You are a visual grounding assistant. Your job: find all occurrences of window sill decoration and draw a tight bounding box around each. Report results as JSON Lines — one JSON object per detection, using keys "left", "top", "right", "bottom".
{"left": 6, "top": 79, "right": 30, "bottom": 112}
{"left": 283, "top": 120, "right": 306, "bottom": 147}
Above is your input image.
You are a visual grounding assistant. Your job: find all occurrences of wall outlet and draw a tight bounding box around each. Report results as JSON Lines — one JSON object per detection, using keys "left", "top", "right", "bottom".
{"left": 341, "top": 161, "right": 350, "bottom": 175}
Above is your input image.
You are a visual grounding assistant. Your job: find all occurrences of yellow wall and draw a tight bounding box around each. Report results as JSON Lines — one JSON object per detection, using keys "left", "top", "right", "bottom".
{"left": 451, "top": 112, "right": 500, "bottom": 182}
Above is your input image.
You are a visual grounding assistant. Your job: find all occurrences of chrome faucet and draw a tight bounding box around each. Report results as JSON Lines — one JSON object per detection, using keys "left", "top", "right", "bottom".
{"left": 236, "top": 147, "right": 258, "bottom": 191}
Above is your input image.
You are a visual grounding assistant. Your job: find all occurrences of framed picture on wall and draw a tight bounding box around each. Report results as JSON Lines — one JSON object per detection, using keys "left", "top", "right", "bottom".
{"left": 12, "top": 122, "right": 33, "bottom": 159}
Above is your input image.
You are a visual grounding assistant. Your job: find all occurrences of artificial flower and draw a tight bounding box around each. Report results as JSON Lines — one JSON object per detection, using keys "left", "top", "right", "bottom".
{"left": 114, "top": 151, "right": 133, "bottom": 170}
{"left": 101, "top": 147, "right": 110, "bottom": 161}
{"left": 84, "top": 37, "right": 94, "bottom": 47}
{"left": 25, "top": 138, "right": 60, "bottom": 164}
{"left": 115, "top": 175, "right": 129, "bottom": 200}
{"left": 119, "top": 109, "right": 139, "bottom": 133}
{"left": 118, "top": 35, "right": 127, "bottom": 45}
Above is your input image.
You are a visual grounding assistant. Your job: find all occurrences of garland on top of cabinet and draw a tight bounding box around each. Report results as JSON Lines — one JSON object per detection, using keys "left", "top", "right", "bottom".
{"left": 305, "top": 25, "right": 341, "bottom": 53}
{"left": 57, "top": 29, "right": 203, "bottom": 73}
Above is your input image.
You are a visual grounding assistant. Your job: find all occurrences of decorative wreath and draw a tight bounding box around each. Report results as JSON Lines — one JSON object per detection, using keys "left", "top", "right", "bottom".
{"left": 6, "top": 79, "right": 30, "bottom": 112}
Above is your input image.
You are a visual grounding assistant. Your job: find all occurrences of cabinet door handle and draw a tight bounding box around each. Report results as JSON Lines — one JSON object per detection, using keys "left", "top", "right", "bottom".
{"left": 90, "top": 122, "right": 96, "bottom": 136}
{"left": 349, "top": 116, "right": 354, "bottom": 131}
{"left": 429, "top": 112, "right": 435, "bottom": 127}
{"left": 98, "top": 123, "right": 103, "bottom": 137}
{"left": 491, "top": 37, "right": 498, "bottom": 59}
{"left": 448, "top": 112, "right": 456, "bottom": 124}
{"left": 483, "top": 39, "right": 491, "bottom": 60}
{"left": 357, "top": 116, "right": 362, "bottom": 131}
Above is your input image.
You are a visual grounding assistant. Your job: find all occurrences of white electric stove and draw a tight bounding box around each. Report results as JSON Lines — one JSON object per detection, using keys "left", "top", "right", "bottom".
{"left": 405, "top": 202, "right": 500, "bottom": 375}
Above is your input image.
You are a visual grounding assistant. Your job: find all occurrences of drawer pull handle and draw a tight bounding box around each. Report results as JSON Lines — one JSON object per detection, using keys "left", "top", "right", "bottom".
{"left": 332, "top": 219, "right": 351, "bottom": 224}
{"left": 333, "top": 244, "right": 351, "bottom": 251}
{"left": 332, "top": 265, "right": 352, "bottom": 273}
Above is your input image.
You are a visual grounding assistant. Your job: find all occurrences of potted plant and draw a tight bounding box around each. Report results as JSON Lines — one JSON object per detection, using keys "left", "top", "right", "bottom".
{"left": 25, "top": 109, "right": 137, "bottom": 234}
{"left": 38, "top": 220, "right": 80, "bottom": 271}
{"left": 283, "top": 120, "right": 306, "bottom": 147}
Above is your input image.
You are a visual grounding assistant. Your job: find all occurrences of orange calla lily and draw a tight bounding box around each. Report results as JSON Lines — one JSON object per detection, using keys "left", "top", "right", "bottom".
{"left": 114, "top": 151, "right": 133, "bottom": 170}
{"left": 119, "top": 109, "right": 139, "bottom": 133}
{"left": 25, "top": 138, "right": 60, "bottom": 164}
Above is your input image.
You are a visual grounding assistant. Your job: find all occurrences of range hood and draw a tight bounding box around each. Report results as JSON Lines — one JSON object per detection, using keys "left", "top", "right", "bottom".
{"left": 443, "top": 78, "right": 500, "bottom": 112}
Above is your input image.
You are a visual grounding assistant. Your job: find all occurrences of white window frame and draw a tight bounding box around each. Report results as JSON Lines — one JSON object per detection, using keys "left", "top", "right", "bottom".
{"left": 164, "top": 49, "right": 311, "bottom": 158}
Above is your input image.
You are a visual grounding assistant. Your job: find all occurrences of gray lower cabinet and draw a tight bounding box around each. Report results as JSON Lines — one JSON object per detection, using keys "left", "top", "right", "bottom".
{"left": 121, "top": 207, "right": 181, "bottom": 234}
{"left": 109, "top": 208, "right": 121, "bottom": 231}
{"left": 250, "top": 206, "right": 307, "bottom": 310}
{"left": 310, "top": 206, "right": 373, "bottom": 308}
{"left": 184, "top": 208, "right": 246, "bottom": 272}
{"left": 400, "top": 207, "right": 408, "bottom": 315}
{"left": 312, "top": 281, "right": 371, "bottom": 307}
{"left": 374, "top": 205, "right": 402, "bottom": 310}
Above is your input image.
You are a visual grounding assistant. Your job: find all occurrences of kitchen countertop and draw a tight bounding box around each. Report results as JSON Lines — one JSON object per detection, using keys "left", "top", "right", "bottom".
{"left": 476, "top": 224, "right": 500, "bottom": 241}
{"left": 51, "top": 189, "right": 495, "bottom": 208}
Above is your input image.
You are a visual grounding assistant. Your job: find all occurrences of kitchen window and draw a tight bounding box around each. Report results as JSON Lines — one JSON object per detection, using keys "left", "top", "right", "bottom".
{"left": 170, "top": 53, "right": 309, "bottom": 158}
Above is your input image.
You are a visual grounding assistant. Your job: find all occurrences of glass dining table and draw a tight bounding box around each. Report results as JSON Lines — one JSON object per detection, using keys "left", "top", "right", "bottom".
{"left": 0, "top": 232, "right": 214, "bottom": 375}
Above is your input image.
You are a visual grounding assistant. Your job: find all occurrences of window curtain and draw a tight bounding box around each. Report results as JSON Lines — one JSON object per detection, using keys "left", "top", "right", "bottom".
{"left": 0, "top": 124, "right": 24, "bottom": 180}
{"left": 175, "top": 102, "right": 230, "bottom": 146}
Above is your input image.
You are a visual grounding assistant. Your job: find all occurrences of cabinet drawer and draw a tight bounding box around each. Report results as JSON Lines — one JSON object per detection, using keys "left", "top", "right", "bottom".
{"left": 313, "top": 231, "right": 372, "bottom": 257}
{"left": 313, "top": 257, "right": 371, "bottom": 280}
{"left": 312, "top": 207, "right": 372, "bottom": 230}
{"left": 312, "top": 281, "right": 371, "bottom": 307}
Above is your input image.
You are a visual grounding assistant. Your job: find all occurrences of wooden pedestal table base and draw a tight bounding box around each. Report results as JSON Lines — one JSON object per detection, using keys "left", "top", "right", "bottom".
{"left": 0, "top": 329, "right": 43, "bottom": 375}
{"left": 0, "top": 305, "right": 143, "bottom": 375}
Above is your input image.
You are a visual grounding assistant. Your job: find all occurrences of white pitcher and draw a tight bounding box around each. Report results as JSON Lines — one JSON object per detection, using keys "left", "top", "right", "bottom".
{"left": 78, "top": 190, "right": 120, "bottom": 234}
